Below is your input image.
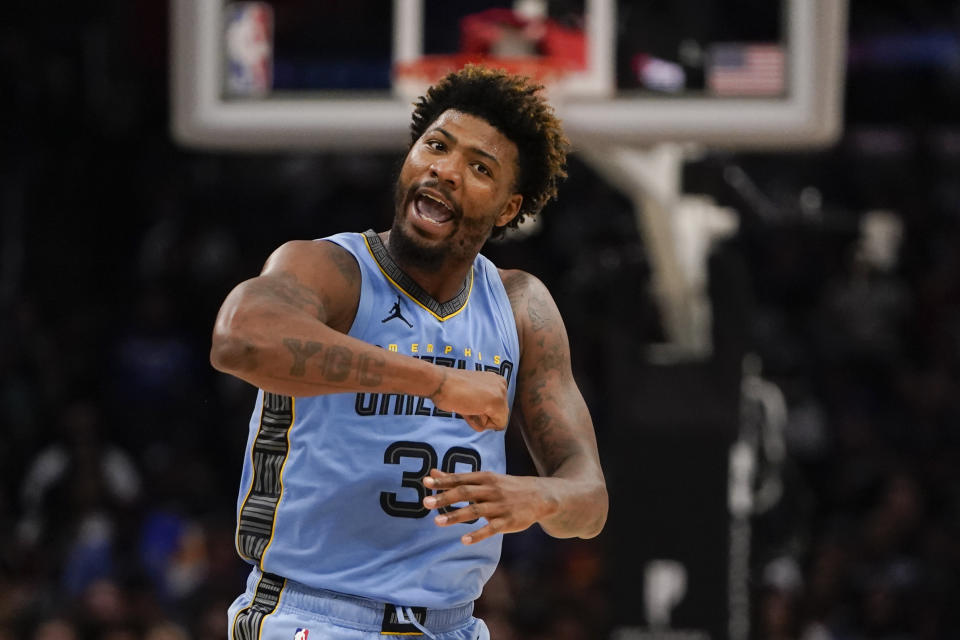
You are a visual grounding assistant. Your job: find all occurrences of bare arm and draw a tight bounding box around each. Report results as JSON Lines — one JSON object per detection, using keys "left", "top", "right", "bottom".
{"left": 504, "top": 270, "right": 608, "bottom": 538}
{"left": 210, "top": 240, "right": 509, "bottom": 429}
{"left": 421, "top": 270, "right": 607, "bottom": 542}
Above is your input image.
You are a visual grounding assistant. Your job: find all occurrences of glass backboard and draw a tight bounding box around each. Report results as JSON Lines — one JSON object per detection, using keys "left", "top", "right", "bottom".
{"left": 171, "top": 0, "right": 847, "bottom": 151}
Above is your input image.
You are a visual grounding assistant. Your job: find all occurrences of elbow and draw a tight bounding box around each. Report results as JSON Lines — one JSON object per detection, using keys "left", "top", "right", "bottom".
{"left": 210, "top": 307, "right": 260, "bottom": 374}
{"left": 210, "top": 331, "right": 258, "bottom": 375}
{"left": 580, "top": 483, "right": 609, "bottom": 539}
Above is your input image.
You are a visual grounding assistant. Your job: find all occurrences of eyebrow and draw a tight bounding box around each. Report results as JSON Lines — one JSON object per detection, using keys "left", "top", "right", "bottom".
{"left": 431, "top": 127, "right": 502, "bottom": 168}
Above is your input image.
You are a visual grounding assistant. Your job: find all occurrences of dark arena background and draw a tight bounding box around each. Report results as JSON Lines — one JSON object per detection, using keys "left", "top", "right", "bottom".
{"left": 3, "top": 1, "right": 960, "bottom": 639}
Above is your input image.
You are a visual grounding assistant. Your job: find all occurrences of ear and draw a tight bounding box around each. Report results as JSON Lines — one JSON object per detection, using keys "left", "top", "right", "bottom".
{"left": 494, "top": 194, "right": 524, "bottom": 228}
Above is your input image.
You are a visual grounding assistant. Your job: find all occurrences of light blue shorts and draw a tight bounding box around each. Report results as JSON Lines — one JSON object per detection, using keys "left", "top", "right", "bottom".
{"left": 227, "top": 568, "right": 490, "bottom": 640}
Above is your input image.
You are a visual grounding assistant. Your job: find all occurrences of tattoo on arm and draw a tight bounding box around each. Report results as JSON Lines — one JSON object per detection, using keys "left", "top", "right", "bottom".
{"left": 526, "top": 297, "right": 549, "bottom": 332}
{"left": 249, "top": 273, "right": 326, "bottom": 320}
{"left": 525, "top": 286, "right": 567, "bottom": 372}
{"left": 320, "top": 346, "right": 352, "bottom": 382}
{"left": 517, "top": 280, "right": 585, "bottom": 476}
{"left": 521, "top": 372, "right": 582, "bottom": 475}
{"left": 283, "top": 338, "right": 383, "bottom": 387}
{"left": 501, "top": 271, "right": 526, "bottom": 308}
{"left": 357, "top": 353, "right": 383, "bottom": 385}
{"left": 506, "top": 272, "right": 605, "bottom": 535}
{"left": 284, "top": 339, "right": 323, "bottom": 376}
{"left": 327, "top": 244, "right": 361, "bottom": 287}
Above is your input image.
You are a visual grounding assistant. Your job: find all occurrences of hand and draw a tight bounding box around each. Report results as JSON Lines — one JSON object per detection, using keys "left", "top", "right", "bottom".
{"left": 429, "top": 369, "right": 509, "bottom": 432}
{"left": 421, "top": 468, "right": 557, "bottom": 545}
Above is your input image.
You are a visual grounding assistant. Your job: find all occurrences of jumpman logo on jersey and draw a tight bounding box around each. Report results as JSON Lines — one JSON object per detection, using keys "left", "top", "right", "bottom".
{"left": 382, "top": 296, "right": 413, "bottom": 328}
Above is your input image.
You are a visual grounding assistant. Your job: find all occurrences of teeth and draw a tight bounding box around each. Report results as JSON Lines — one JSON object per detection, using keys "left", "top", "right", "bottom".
{"left": 422, "top": 193, "right": 452, "bottom": 210}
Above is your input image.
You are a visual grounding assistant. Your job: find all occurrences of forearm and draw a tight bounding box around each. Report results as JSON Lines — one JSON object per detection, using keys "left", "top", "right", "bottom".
{"left": 211, "top": 297, "right": 442, "bottom": 399}
{"left": 502, "top": 270, "right": 608, "bottom": 539}
{"left": 521, "top": 396, "right": 607, "bottom": 539}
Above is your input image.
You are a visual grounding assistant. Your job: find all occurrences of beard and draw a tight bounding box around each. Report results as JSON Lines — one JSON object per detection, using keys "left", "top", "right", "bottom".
{"left": 389, "top": 177, "right": 453, "bottom": 272}
{"left": 389, "top": 221, "right": 448, "bottom": 272}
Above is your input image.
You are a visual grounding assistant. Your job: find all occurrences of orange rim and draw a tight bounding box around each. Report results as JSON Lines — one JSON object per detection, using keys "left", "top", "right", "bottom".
{"left": 393, "top": 54, "right": 571, "bottom": 87}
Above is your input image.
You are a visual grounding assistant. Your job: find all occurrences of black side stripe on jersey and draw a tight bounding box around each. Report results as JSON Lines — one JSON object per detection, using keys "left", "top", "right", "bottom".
{"left": 236, "top": 393, "right": 294, "bottom": 565}
{"left": 232, "top": 572, "right": 286, "bottom": 640}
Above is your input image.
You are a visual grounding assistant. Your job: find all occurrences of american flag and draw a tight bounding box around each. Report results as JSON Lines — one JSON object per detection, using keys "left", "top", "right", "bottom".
{"left": 707, "top": 43, "right": 785, "bottom": 97}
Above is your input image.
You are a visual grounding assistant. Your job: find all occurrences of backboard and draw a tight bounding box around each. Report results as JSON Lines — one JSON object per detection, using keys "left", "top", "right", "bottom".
{"left": 171, "top": 0, "right": 847, "bottom": 151}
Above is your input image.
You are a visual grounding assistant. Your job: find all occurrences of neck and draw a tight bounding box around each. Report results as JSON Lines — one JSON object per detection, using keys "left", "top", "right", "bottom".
{"left": 382, "top": 230, "right": 475, "bottom": 303}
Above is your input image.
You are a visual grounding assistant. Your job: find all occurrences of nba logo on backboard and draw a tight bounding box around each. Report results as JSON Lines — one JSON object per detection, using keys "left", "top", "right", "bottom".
{"left": 224, "top": 2, "right": 273, "bottom": 97}
{"left": 293, "top": 629, "right": 308, "bottom": 640}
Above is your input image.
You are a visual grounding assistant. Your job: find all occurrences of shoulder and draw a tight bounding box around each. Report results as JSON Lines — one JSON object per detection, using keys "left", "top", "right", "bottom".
{"left": 260, "top": 239, "right": 362, "bottom": 332}
{"left": 264, "top": 239, "right": 360, "bottom": 287}
{"left": 497, "top": 269, "right": 564, "bottom": 355}
{"left": 266, "top": 238, "right": 359, "bottom": 270}
{"left": 497, "top": 268, "right": 546, "bottom": 302}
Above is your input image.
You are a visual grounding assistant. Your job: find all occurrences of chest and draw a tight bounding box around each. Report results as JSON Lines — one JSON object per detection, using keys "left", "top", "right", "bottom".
{"left": 359, "top": 286, "right": 516, "bottom": 382}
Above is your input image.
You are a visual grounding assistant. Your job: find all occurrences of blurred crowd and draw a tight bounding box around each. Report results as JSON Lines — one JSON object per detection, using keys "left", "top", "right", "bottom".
{"left": 3, "top": 2, "right": 960, "bottom": 639}
{"left": 725, "top": 138, "right": 960, "bottom": 638}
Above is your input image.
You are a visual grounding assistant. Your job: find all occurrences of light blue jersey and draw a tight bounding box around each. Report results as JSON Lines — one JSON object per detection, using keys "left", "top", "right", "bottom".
{"left": 233, "top": 230, "right": 520, "bottom": 610}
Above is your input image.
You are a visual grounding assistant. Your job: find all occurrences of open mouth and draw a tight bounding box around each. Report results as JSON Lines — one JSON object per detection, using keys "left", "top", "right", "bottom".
{"left": 412, "top": 191, "right": 455, "bottom": 226}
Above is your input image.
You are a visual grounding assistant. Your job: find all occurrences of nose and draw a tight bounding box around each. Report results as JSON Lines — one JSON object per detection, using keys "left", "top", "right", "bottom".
{"left": 429, "top": 155, "right": 462, "bottom": 189}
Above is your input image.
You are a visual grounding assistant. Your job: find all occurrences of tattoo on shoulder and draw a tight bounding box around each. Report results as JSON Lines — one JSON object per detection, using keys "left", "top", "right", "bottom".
{"left": 526, "top": 295, "right": 550, "bottom": 333}
{"left": 502, "top": 273, "right": 552, "bottom": 335}
{"left": 252, "top": 273, "right": 326, "bottom": 320}
{"left": 501, "top": 270, "right": 527, "bottom": 305}
{"left": 327, "top": 244, "right": 360, "bottom": 287}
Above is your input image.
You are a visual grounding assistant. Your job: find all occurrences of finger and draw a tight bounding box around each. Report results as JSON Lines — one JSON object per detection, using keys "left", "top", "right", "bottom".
{"left": 422, "top": 483, "right": 490, "bottom": 510}
{"left": 463, "top": 415, "right": 487, "bottom": 432}
{"left": 461, "top": 518, "right": 508, "bottom": 545}
{"left": 425, "top": 468, "right": 449, "bottom": 480}
{"left": 482, "top": 409, "right": 507, "bottom": 431}
{"left": 425, "top": 470, "right": 493, "bottom": 491}
{"left": 433, "top": 501, "right": 488, "bottom": 526}
{"left": 464, "top": 412, "right": 507, "bottom": 432}
{"left": 495, "top": 402, "right": 509, "bottom": 427}
{"left": 422, "top": 468, "right": 449, "bottom": 489}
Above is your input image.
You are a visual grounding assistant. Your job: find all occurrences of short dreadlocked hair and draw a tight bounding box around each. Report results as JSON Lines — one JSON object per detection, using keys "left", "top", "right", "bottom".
{"left": 409, "top": 64, "right": 569, "bottom": 235}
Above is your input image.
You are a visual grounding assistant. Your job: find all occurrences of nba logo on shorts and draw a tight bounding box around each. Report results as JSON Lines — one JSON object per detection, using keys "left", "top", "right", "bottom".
{"left": 224, "top": 2, "right": 273, "bottom": 97}
{"left": 293, "top": 629, "right": 308, "bottom": 640}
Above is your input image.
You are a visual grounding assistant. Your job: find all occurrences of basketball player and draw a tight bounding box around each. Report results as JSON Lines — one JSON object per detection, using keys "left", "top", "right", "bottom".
{"left": 210, "top": 65, "right": 607, "bottom": 640}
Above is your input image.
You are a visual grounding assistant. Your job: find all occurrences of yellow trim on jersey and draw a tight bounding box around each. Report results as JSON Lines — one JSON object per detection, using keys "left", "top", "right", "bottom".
{"left": 362, "top": 233, "right": 474, "bottom": 322}
{"left": 230, "top": 573, "right": 287, "bottom": 640}
{"left": 258, "top": 577, "right": 286, "bottom": 639}
{"left": 231, "top": 573, "right": 264, "bottom": 640}
{"left": 259, "top": 397, "right": 295, "bottom": 569}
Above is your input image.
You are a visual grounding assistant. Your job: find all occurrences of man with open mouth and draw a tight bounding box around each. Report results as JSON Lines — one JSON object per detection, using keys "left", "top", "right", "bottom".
{"left": 210, "top": 64, "right": 608, "bottom": 640}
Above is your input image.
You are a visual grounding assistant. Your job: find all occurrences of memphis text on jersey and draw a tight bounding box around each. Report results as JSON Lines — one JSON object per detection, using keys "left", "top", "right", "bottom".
{"left": 355, "top": 343, "right": 514, "bottom": 420}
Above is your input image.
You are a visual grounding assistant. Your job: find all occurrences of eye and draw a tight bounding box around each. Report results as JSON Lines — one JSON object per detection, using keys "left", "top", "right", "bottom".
{"left": 473, "top": 162, "right": 491, "bottom": 177}
{"left": 425, "top": 139, "right": 446, "bottom": 151}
